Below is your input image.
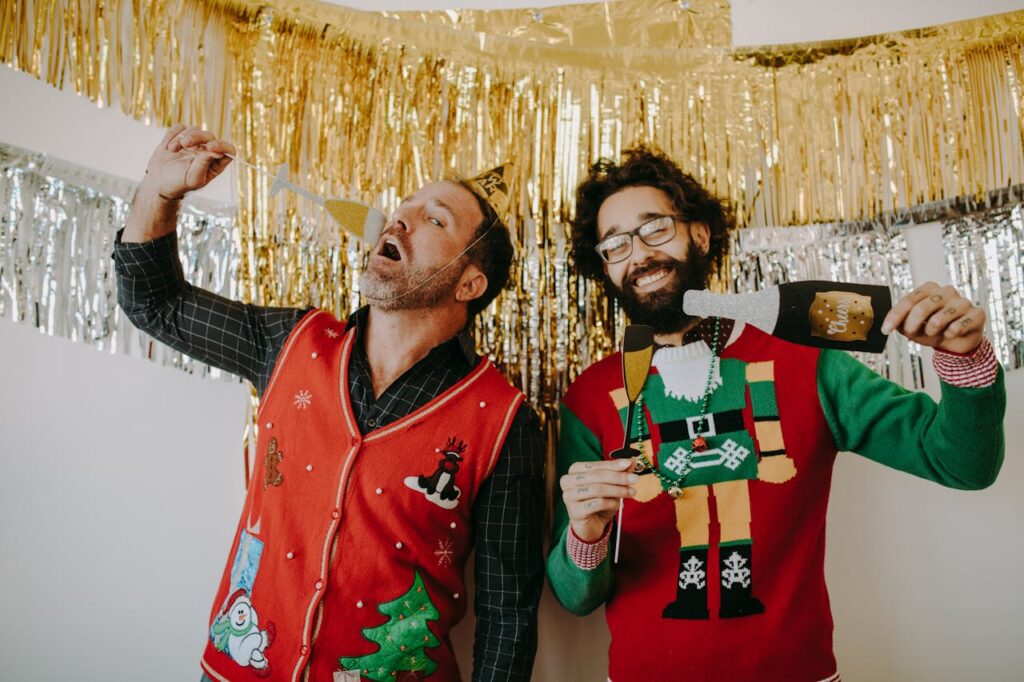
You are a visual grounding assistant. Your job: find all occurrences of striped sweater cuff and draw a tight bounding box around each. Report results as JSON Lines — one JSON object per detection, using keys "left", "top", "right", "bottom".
{"left": 932, "top": 338, "right": 999, "bottom": 388}
{"left": 567, "top": 525, "right": 611, "bottom": 570}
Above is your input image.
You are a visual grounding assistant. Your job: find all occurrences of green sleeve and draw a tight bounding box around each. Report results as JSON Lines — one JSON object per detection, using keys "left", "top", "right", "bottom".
{"left": 545, "top": 402, "right": 614, "bottom": 615}
{"left": 817, "top": 348, "right": 1005, "bottom": 489}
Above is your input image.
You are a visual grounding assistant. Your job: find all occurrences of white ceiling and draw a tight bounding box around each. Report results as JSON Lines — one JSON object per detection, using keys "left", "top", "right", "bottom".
{"left": 318, "top": 0, "right": 1024, "bottom": 46}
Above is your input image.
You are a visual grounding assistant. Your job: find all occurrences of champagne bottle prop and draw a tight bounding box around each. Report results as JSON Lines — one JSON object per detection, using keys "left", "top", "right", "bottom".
{"left": 683, "top": 281, "right": 893, "bottom": 353}
{"left": 610, "top": 325, "right": 655, "bottom": 563}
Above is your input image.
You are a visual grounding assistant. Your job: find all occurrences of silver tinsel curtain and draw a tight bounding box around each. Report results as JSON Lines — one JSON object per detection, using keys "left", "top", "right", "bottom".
{"left": 0, "top": 142, "right": 238, "bottom": 379}
{"left": 2, "top": 141, "right": 1020, "bottom": 394}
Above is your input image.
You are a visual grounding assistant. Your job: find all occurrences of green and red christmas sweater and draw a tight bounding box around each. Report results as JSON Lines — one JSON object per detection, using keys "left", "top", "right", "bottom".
{"left": 547, "top": 322, "right": 1005, "bottom": 682}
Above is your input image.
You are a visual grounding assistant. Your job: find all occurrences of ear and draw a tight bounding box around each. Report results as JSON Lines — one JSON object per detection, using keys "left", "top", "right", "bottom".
{"left": 455, "top": 262, "right": 488, "bottom": 306}
{"left": 689, "top": 222, "right": 711, "bottom": 254}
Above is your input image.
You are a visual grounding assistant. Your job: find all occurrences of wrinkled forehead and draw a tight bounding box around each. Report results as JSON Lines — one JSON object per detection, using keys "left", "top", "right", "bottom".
{"left": 404, "top": 181, "right": 484, "bottom": 231}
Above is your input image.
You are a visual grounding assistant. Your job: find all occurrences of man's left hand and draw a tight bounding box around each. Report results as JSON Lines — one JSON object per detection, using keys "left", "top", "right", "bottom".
{"left": 881, "top": 282, "right": 986, "bottom": 354}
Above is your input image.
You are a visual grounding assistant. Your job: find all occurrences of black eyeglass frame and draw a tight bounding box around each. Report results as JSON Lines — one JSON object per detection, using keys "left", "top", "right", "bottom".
{"left": 594, "top": 214, "right": 684, "bottom": 264}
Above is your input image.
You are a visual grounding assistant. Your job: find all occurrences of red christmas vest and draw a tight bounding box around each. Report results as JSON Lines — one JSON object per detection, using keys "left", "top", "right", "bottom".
{"left": 200, "top": 310, "right": 524, "bottom": 682}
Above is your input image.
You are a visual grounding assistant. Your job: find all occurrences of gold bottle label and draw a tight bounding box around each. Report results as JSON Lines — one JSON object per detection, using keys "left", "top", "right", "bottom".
{"left": 808, "top": 291, "right": 874, "bottom": 342}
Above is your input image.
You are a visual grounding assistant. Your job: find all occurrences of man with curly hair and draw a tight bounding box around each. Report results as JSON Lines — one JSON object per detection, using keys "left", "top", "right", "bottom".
{"left": 547, "top": 147, "right": 1005, "bottom": 681}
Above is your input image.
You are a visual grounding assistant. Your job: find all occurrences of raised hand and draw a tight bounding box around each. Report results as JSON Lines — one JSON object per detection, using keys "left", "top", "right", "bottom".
{"left": 561, "top": 458, "right": 637, "bottom": 543}
{"left": 881, "top": 282, "right": 986, "bottom": 355}
{"left": 140, "top": 124, "right": 235, "bottom": 200}
{"left": 125, "top": 125, "right": 236, "bottom": 243}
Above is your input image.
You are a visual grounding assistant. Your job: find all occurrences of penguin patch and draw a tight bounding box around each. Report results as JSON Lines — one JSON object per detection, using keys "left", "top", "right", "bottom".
{"left": 404, "top": 437, "right": 467, "bottom": 510}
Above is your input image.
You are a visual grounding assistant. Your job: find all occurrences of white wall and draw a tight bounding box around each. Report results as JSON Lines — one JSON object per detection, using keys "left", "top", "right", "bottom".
{"left": 0, "top": 321, "right": 250, "bottom": 679}
{"left": 827, "top": 374, "right": 1024, "bottom": 681}
{"left": 2, "top": 2, "right": 1023, "bottom": 680}
{"left": 729, "top": 0, "right": 1024, "bottom": 46}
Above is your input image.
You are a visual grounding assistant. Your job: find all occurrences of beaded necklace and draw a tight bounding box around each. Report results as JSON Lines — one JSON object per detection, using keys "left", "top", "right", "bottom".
{"left": 631, "top": 317, "right": 721, "bottom": 499}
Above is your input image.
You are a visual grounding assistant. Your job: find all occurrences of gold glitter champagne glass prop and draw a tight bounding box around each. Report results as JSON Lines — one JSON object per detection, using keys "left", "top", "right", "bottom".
{"left": 185, "top": 151, "right": 388, "bottom": 245}
{"left": 611, "top": 324, "right": 655, "bottom": 563}
{"left": 263, "top": 163, "right": 386, "bottom": 245}
{"left": 183, "top": 150, "right": 507, "bottom": 303}
{"left": 684, "top": 281, "right": 893, "bottom": 353}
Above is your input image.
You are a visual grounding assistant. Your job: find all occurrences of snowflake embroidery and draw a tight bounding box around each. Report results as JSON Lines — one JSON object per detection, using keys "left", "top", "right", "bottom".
{"left": 678, "top": 555, "right": 706, "bottom": 590}
{"left": 663, "top": 447, "right": 692, "bottom": 477}
{"left": 324, "top": 328, "right": 340, "bottom": 339}
{"left": 719, "top": 439, "right": 751, "bottom": 471}
{"left": 434, "top": 538, "right": 454, "bottom": 567}
{"left": 690, "top": 438, "right": 751, "bottom": 471}
{"left": 293, "top": 390, "right": 313, "bottom": 410}
{"left": 721, "top": 550, "right": 752, "bottom": 589}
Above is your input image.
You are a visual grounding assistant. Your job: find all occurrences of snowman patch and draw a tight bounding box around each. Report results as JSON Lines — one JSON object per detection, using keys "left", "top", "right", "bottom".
{"left": 210, "top": 589, "right": 276, "bottom": 677}
{"left": 404, "top": 437, "right": 467, "bottom": 510}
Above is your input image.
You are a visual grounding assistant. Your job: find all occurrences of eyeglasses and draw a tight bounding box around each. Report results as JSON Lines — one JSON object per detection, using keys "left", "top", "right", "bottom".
{"left": 595, "top": 215, "right": 680, "bottom": 264}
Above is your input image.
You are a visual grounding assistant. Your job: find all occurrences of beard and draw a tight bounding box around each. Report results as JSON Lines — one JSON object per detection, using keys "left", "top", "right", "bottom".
{"left": 360, "top": 252, "right": 466, "bottom": 312}
{"left": 608, "top": 242, "right": 710, "bottom": 334}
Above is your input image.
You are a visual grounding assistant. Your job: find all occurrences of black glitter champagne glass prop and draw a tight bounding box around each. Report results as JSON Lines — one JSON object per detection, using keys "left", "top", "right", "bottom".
{"left": 684, "top": 281, "right": 893, "bottom": 353}
{"left": 611, "top": 324, "right": 655, "bottom": 563}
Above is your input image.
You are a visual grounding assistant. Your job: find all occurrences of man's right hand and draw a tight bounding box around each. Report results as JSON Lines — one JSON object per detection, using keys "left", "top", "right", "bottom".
{"left": 560, "top": 459, "right": 638, "bottom": 543}
{"left": 139, "top": 124, "right": 235, "bottom": 200}
{"left": 124, "top": 125, "right": 236, "bottom": 243}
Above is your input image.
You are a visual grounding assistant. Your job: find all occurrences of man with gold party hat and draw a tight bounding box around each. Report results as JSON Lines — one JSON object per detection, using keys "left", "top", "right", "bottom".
{"left": 115, "top": 125, "right": 542, "bottom": 682}
{"left": 548, "top": 146, "right": 1005, "bottom": 681}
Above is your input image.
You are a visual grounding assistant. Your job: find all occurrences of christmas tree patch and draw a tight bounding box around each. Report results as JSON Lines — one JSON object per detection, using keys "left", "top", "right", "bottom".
{"left": 338, "top": 570, "right": 441, "bottom": 680}
{"left": 404, "top": 437, "right": 467, "bottom": 509}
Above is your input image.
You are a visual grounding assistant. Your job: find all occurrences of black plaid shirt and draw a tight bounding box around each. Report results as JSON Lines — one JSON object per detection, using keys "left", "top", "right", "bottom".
{"left": 114, "top": 230, "right": 544, "bottom": 681}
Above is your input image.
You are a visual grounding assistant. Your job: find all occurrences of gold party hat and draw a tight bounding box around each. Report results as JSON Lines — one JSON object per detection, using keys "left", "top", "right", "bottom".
{"left": 466, "top": 163, "right": 512, "bottom": 217}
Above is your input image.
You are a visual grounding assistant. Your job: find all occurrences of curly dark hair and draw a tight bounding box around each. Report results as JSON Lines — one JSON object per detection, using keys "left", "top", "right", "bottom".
{"left": 457, "top": 180, "right": 514, "bottom": 319}
{"left": 570, "top": 146, "right": 734, "bottom": 286}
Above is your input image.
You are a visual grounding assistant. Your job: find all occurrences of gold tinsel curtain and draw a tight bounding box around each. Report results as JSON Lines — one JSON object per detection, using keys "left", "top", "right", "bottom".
{"left": 2, "top": 0, "right": 1023, "bottom": 409}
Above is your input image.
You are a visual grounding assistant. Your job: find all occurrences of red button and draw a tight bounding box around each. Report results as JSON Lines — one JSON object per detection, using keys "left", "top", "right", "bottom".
{"left": 315, "top": 580, "right": 324, "bottom": 590}
{"left": 331, "top": 509, "right": 339, "bottom": 519}
{"left": 300, "top": 645, "right": 309, "bottom": 656}
{"left": 350, "top": 437, "right": 359, "bottom": 446}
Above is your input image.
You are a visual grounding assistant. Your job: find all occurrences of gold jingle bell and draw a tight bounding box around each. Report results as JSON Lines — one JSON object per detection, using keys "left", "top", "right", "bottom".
{"left": 632, "top": 456, "right": 650, "bottom": 474}
{"left": 667, "top": 486, "right": 684, "bottom": 499}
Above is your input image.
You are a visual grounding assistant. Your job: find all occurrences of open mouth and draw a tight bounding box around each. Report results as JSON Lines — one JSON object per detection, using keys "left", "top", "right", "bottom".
{"left": 379, "top": 239, "right": 402, "bottom": 261}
